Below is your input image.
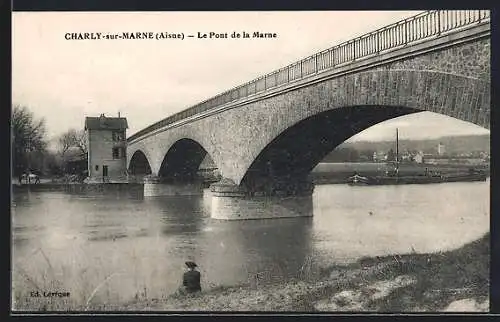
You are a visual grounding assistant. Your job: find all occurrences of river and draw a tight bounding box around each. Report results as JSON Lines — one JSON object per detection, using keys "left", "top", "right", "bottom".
{"left": 11, "top": 179, "right": 489, "bottom": 309}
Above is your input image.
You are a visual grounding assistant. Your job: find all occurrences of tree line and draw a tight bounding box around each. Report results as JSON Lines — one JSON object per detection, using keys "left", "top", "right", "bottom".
{"left": 321, "top": 147, "right": 378, "bottom": 163}
{"left": 12, "top": 104, "right": 88, "bottom": 178}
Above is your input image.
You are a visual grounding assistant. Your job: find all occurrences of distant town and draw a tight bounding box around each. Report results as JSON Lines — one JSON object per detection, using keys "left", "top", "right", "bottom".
{"left": 322, "top": 134, "right": 490, "bottom": 166}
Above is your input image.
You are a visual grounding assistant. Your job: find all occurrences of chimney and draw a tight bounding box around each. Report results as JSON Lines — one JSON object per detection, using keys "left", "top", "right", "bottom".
{"left": 118, "top": 111, "right": 121, "bottom": 118}
{"left": 99, "top": 113, "right": 106, "bottom": 127}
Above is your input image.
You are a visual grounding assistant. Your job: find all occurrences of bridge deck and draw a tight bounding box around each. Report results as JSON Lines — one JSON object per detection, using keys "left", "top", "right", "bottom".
{"left": 128, "top": 10, "right": 490, "bottom": 143}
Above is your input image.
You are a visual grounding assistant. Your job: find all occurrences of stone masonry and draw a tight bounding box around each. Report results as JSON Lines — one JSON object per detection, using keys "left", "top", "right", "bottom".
{"left": 128, "top": 25, "right": 490, "bottom": 190}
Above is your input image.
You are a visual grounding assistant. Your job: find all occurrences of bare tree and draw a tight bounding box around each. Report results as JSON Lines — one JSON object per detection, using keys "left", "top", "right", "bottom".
{"left": 58, "top": 130, "right": 75, "bottom": 158}
{"left": 12, "top": 105, "right": 47, "bottom": 176}
{"left": 57, "top": 129, "right": 88, "bottom": 176}
{"left": 58, "top": 129, "right": 87, "bottom": 157}
{"left": 75, "top": 129, "right": 87, "bottom": 155}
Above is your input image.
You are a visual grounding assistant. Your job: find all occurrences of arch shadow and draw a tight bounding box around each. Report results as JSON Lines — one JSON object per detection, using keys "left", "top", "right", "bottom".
{"left": 240, "top": 105, "right": 423, "bottom": 191}
{"left": 159, "top": 138, "right": 210, "bottom": 183}
{"left": 128, "top": 149, "right": 152, "bottom": 176}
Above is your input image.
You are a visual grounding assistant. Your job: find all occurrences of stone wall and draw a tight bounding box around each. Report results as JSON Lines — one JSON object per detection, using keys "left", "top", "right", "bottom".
{"left": 376, "top": 38, "right": 490, "bottom": 80}
{"left": 211, "top": 194, "right": 313, "bottom": 220}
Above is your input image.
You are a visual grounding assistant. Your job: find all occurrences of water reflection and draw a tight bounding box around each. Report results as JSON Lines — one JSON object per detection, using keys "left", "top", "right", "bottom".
{"left": 198, "top": 216, "right": 314, "bottom": 288}
{"left": 312, "top": 180, "right": 490, "bottom": 265}
{"left": 144, "top": 182, "right": 203, "bottom": 197}
{"left": 152, "top": 195, "right": 209, "bottom": 235}
{"left": 211, "top": 193, "right": 314, "bottom": 220}
{"left": 11, "top": 180, "right": 489, "bottom": 308}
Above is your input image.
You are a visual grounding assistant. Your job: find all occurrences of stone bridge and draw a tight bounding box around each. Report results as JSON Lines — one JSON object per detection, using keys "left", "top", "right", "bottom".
{"left": 127, "top": 10, "right": 490, "bottom": 215}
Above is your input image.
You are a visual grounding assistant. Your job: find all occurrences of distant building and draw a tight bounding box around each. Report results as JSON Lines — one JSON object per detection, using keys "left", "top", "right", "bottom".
{"left": 437, "top": 142, "right": 446, "bottom": 156}
{"left": 401, "top": 151, "right": 412, "bottom": 162}
{"left": 85, "top": 114, "right": 128, "bottom": 182}
{"left": 373, "top": 151, "right": 387, "bottom": 162}
{"left": 448, "top": 157, "right": 486, "bottom": 165}
{"left": 424, "top": 158, "right": 449, "bottom": 165}
{"left": 414, "top": 151, "right": 424, "bottom": 164}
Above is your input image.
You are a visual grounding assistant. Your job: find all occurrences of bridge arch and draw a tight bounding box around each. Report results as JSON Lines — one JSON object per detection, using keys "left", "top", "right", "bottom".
{"left": 128, "top": 69, "right": 489, "bottom": 187}
{"left": 128, "top": 149, "right": 153, "bottom": 176}
{"left": 238, "top": 70, "right": 489, "bottom": 188}
{"left": 158, "top": 138, "right": 211, "bottom": 183}
{"left": 240, "top": 106, "right": 420, "bottom": 191}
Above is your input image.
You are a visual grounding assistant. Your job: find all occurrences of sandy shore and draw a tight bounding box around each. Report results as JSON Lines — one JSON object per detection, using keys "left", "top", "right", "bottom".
{"left": 89, "top": 233, "right": 489, "bottom": 312}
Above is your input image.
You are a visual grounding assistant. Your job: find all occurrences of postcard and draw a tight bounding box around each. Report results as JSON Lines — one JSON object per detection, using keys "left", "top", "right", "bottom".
{"left": 11, "top": 10, "right": 490, "bottom": 313}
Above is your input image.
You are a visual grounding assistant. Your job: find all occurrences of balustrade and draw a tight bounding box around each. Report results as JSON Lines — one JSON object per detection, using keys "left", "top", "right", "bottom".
{"left": 128, "top": 10, "right": 490, "bottom": 142}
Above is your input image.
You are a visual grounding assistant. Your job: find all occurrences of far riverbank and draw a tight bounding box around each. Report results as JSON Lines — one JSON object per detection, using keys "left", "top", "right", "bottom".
{"left": 311, "top": 162, "right": 490, "bottom": 184}
{"left": 12, "top": 162, "right": 490, "bottom": 188}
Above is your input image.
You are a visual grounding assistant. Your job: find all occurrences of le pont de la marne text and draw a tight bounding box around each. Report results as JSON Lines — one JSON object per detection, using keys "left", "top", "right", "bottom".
{"left": 64, "top": 31, "right": 277, "bottom": 40}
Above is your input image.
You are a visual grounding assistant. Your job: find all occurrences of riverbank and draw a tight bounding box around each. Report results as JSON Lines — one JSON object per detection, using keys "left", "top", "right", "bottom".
{"left": 311, "top": 162, "right": 490, "bottom": 185}
{"left": 12, "top": 163, "right": 490, "bottom": 188}
{"left": 12, "top": 182, "right": 144, "bottom": 192}
{"left": 93, "top": 233, "right": 489, "bottom": 312}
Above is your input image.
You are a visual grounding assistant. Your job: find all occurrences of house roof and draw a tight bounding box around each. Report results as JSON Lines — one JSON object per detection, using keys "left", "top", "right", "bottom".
{"left": 85, "top": 116, "right": 128, "bottom": 130}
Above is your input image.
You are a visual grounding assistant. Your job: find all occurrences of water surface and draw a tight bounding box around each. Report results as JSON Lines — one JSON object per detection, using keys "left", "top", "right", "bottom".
{"left": 12, "top": 180, "right": 489, "bottom": 308}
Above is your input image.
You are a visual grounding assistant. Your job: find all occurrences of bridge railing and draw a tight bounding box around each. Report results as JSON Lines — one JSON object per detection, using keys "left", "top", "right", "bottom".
{"left": 128, "top": 10, "right": 490, "bottom": 143}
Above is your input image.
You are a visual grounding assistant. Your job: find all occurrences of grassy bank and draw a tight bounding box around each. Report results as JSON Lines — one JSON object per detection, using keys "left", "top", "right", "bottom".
{"left": 88, "top": 233, "right": 489, "bottom": 312}
{"left": 13, "top": 233, "right": 489, "bottom": 312}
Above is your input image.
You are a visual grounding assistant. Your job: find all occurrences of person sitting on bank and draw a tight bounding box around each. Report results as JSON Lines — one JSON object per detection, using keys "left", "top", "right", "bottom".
{"left": 181, "top": 261, "right": 201, "bottom": 294}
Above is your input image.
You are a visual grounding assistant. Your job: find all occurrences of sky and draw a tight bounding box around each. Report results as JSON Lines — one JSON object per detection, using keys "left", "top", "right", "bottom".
{"left": 12, "top": 11, "right": 489, "bottom": 148}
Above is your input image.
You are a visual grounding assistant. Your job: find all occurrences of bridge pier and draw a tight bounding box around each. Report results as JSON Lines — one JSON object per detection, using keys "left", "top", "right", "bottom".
{"left": 143, "top": 176, "right": 203, "bottom": 197}
{"left": 209, "top": 178, "right": 315, "bottom": 220}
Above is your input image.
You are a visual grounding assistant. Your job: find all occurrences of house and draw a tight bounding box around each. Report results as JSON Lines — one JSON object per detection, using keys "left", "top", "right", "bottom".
{"left": 437, "top": 142, "right": 446, "bottom": 156}
{"left": 85, "top": 114, "right": 128, "bottom": 183}
{"left": 414, "top": 151, "right": 424, "bottom": 164}
{"left": 400, "top": 151, "right": 412, "bottom": 162}
{"left": 373, "top": 151, "right": 387, "bottom": 162}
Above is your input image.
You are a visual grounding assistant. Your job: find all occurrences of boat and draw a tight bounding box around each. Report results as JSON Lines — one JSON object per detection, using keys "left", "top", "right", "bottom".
{"left": 441, "top": 170, "right": 488, "bottom": 183}
{"left": 347, "top": 129, "right": 488, "bottom": 186}
{"left": 347, "top": 174, "right": 372, "bottom": 186}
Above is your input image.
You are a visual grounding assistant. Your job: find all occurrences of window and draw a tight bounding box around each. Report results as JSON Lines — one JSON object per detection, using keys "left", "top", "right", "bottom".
{"left": 112, "top": 147, "right": 125, "bottom": 159}
{"left": 112, "top": 131, "right": 124, "bottom": 142}
{"left": 112, "top": 147, "right": 120, "bottom": 159}
{"left": 95, "top": 165, "right": 99, "bottom": 171}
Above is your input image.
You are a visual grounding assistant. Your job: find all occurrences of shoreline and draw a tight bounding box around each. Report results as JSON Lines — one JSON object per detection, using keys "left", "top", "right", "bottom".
{"left": 12, "top": 163, "right": 489, "bottom": 189}
{"left": 85, "top": 233, "right": 489, "bottom": 312}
